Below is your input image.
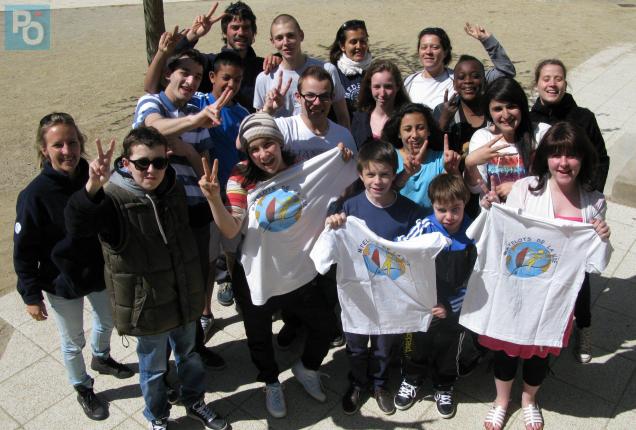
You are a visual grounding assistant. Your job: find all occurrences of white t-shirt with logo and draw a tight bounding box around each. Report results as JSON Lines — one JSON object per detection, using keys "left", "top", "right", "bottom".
{"left": 311, "top": 216, "right": 450, "bottom": 335}
{"left": 240, "top": 147, "right": 358, "bottom": 305}
{"left": 275, "top": 115, "right": 357, "bottom": 162}
{"left": 459, "top": 203, "right": 612, "bottom": 347}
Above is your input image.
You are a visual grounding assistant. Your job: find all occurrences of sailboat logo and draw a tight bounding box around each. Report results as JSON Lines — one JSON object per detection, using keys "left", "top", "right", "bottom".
{"left": 361, "top": 242, "right": 407, "bottom": 280}
{"left": 505, "top": 241, "right": 553, "bottom": 278}
{"left": 254, "top": 189, "right": 303, "bottom": 232}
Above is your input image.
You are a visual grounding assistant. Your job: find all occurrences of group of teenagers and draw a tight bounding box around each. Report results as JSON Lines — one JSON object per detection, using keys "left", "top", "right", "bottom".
{"left": 13, "top": 2, "right": 614, "bottom": 430}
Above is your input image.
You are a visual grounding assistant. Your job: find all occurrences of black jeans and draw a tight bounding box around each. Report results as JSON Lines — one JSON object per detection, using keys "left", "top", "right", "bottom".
{"left": 232, "top": 263, "right": 335, "bottom": 384}
{"left": 401, "top": 318, "right": 463, "bottom": 389}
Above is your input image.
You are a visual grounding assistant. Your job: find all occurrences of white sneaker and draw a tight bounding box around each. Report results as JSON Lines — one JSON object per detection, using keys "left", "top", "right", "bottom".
{"left": 576, "top": 327, "right": 592, "bottom": 363}
{"left": 264, "top": 382, "right": 287, "bottom": 418}
{"left": 291, "top": 360, "right": 327, "bottom": 402}
{"left": 200, "top": 314, "right": 214, "bottom": 339}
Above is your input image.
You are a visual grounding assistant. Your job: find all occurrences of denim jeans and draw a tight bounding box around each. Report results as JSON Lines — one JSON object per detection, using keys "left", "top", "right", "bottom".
{"left": 46, "top": 289, "right": 113, "bottom": 388}
{"left": 136, "top": 321, "right": 205, "bottom": 422}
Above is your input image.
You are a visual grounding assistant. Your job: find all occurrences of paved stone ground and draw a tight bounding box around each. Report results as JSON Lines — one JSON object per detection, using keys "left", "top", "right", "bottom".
{"left": 1, "top": 15, "right": 635, "bottom": 430}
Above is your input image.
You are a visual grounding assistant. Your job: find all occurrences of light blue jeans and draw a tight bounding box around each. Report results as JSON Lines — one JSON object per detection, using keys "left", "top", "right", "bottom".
{"left": 136, "top": 321, "right": 205, "bottom": 422}
{"left": 46, "top": 289, "right": 114, "bottom": 388}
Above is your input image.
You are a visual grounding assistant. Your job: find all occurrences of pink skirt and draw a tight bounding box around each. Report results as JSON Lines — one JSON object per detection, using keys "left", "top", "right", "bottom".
{"left": 478, "top": 315, "right": 575, "bottom": 359}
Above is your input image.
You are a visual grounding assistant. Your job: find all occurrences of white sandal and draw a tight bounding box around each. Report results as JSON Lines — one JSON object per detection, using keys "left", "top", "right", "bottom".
{"left": 484, "top": 404, "right": 507, "bottom": 430}
{"left": 522, "top": 403, "right": 544, "bottom": 430}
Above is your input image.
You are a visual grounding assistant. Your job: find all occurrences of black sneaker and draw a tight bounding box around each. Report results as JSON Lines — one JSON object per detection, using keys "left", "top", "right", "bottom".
{"left": 434, "top": 389, "right": 456, "bottom": 418}
{"left": 91, "top": 356, "right": 134, "bottom": 379}
{"left": 374, "top": 388, "right": 396, "bottom": 415}
{"left": 75, "top": 384, "right": 108, "bottom": 421}
{"left": 149, "top": 418, "right": 168, "bottom": 430}
{"left": 166, "top": 387, "right": 180, "bottom": 405}
{"left": 199, "top": 349, "right": 226, "bottom": 370}
{"left": 330, "top": 334, "right": 345, "bottom": 348}
{"left": 275, "top": 323, "right": 297, "bottom": 350}
{"left": 342, "top": 384, "right": 363, "bottom": 415}
{"left": 186, "top": 399, "right": 229, "bottom": 430}
{"left": 394, "top": 379, "right": 419, "bottom": 410}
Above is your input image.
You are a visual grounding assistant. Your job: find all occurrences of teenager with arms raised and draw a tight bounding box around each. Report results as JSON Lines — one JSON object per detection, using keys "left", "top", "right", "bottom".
{"left": 404, "top": 23, "right": 516, "bottom": 109}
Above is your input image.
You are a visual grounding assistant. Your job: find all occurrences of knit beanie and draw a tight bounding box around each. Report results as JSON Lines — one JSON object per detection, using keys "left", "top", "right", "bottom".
{"left": 238, "top": 112, "right": 284, "bottom": 152}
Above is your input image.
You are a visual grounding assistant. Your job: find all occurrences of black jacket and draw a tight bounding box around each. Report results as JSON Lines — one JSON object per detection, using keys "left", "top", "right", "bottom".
{"left": 13, "top": 159, "right": 105, "bottom": 305}
{"left": 530, "top": 93, "right": 610, "bottom": 192}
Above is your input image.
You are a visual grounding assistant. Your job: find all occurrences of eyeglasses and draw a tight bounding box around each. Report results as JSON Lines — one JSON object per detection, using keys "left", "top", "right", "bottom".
{"left": 341, "top": 19, "right": 366, "bottom": 30}
{"left": 127, "top": 157, "right": 169, "bottom": 170}
{"left": 299, "top": 92, "right": 332, "bottom": 103}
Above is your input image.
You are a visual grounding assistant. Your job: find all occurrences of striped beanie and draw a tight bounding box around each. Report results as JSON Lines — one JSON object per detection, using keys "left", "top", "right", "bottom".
{"left": 238, "top": 112, "right": 284, "bottom": 152}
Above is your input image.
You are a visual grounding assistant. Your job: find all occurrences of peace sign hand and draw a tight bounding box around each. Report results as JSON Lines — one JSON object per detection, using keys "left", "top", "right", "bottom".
{"left": 465, "top": 134, "right": 508, "bottom": 168}
{"left": 443, "top": 134, "right": 461, "bottom": 175}
{"left": 478, "top": 175, "right": 500, "bottom": 209}
{"left": 158, "top": 26, "right": 189, "bottom": 54}
{"left": 86, "top": 138, "right": 116, "bottom": 196}
{"left": 438, "top": 89, "right": 459, "bottom": 130}
{"left": 263, "top": 71, "right": 292, "bottom": 114}
{"left": 190, "top": 2, "right": 228, "bottom": 40}
{"left": 199, "top": 155, "right": 221, "bottom": 201}
{"left": 464, "top": 22, "right": 491, "bottom": 41}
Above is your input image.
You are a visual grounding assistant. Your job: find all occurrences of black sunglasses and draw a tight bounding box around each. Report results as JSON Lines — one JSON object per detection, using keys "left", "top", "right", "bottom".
{"left": 127, "top": 157, "right": 169, "bottom": 170}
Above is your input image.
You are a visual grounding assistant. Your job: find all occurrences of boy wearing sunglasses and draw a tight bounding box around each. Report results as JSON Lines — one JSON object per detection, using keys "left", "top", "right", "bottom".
{"left": 65, "top": 127, "right": 229, "bottom": 430}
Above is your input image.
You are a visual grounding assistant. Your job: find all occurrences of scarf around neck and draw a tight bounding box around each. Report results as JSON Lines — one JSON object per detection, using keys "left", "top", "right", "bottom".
{"left": 337, "top": 52, "right": 373, "bottom": 76}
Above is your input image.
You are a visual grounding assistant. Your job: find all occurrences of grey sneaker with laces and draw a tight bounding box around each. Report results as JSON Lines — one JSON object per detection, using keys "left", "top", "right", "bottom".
{"left": 291, "top": 360, "right": 327, "bottom": 402}
{"left": 264, "top": 382, "right": 287, "bottom": 418}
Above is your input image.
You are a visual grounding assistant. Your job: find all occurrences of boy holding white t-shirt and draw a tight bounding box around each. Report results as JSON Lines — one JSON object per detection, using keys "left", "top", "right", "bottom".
{"left": 323, "top": 140, "right": 426, "bottom": 416}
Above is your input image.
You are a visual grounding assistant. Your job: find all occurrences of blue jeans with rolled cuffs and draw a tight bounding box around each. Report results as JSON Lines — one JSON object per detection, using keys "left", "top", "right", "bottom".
{"left": 46, "top": 289, "right": 113, "bottom": 388}
{"left": 136, "top": 321, "right": 205, "bottom": 421}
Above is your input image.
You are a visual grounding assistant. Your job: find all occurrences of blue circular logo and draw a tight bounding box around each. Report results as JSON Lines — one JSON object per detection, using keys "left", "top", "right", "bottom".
{"left": 253, "top": 189, "right": 303, "bottom": 232}
{"left": 505, "top": 242, "right": 552, "bottom": 278}
{"left": 362, "top": 243, "right": 407, "bottom": 280}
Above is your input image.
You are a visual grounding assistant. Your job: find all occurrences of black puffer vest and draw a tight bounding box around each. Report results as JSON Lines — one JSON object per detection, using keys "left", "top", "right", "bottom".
{"left": 101, "top": 172, "right": 204, "bottom": 336}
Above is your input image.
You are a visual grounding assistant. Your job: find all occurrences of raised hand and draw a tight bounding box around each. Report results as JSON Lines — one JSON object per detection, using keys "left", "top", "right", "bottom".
{"left": 478, "top": 175, "right": 500, "bottom": 208}
{"left": 337, "top": 142, "right": 353, "bottom": 162}
{"left": 158, "top": 25, "right": 188, "bottom": 54}
{"left": 190, "top": 2, "right": 227, "bottom": 41}
{"left": 465, "top": 134, "right": 507, "bottom": 167}
{"left": 86, "top": 138, "right": 116, "bottom": 196}
{"left": 263, "top": 71, "right": 292, "bottom": 114}
{"left": 263, "top": 54, "right": 282, "bottom": 74}
{"left": 210, "top": 87, "right": 234, "bottom": 115}
{"left": 443, "top": 134, "right": 461, "bottom": 175}
{"left": 438, "top": 88, "right": 459, "bottom": 130}
{"left": 325, "top": 213, "right": 347, "bottom": 230}
{"left": 464, "top": 22, "right": 491, "bottom": 41}
{"left": 592, "top": 218, "right": 611, "bottom": 240}
{"left": 199, "top": 155, "right": 221, "bottom": 201}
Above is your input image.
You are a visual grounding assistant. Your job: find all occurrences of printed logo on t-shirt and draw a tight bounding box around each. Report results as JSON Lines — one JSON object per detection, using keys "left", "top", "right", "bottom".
{"left": 504, "top": 238, "right": 558, "bottom": 278}
{"left": 253, "top": 187, "right": 305, "bottom": 232}
{"left": 358, "top": 239, "right": 407, "bottom": 280}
